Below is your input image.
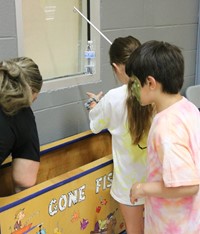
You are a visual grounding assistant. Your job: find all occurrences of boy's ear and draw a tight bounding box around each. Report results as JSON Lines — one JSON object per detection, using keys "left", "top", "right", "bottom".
{"left": 147, "top": 76, "right": 157, "bottom": 90}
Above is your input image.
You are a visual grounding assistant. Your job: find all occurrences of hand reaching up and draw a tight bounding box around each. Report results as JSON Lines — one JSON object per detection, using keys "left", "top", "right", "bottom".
{"left": 85, "top": 91, "right": 103, "bottom": 110}
{"left": 86, "top": 91, "right": 103, "bottom": 100}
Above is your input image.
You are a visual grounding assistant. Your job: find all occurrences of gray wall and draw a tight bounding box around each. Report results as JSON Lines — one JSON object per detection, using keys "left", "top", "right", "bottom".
{"left": 0, "top": 0, "right": 199, "bottom": 145}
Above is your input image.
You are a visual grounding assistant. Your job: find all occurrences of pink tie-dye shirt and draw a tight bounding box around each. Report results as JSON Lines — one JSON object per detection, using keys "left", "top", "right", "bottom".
{"left": 145, "top": 97, "right": 200, "bottom": 234}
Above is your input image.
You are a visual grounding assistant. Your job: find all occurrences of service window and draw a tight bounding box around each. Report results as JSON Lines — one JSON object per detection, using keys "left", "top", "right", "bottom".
{"left": 15, "top": 0, "right": 100, "bottom": 91}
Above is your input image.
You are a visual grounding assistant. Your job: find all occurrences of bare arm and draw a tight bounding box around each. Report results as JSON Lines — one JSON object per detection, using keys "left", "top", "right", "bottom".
{"left": 130, "top": 181, "right": 199, "bottom": 204}
{"left": 12, "top": 158, "right": 40, "bottom": 193}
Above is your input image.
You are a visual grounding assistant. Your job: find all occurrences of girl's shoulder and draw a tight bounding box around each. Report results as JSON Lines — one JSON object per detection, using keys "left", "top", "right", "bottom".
{"left": 106, "top": 85, "right": 127, "bottom": 97}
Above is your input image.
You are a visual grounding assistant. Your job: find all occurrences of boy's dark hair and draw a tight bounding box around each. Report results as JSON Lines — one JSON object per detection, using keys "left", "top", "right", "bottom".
{"left": 126, "top": 40, "right": 184, "bottom": 94}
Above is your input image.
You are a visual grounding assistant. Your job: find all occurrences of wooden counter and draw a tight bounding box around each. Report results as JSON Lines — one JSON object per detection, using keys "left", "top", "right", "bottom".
{"left": 0, "top": 130, "right": 125, "bottom": 234}
{"left": 0, "top": 130, "right": 112, "bottom": 196}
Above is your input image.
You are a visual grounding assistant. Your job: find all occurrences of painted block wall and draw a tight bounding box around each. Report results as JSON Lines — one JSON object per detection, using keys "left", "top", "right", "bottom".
{"left": 0, "top": 0, "right": 199, "bottom": 145}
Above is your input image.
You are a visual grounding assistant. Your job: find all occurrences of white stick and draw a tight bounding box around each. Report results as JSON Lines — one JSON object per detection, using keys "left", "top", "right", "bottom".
{"left": 73, "top": 6, "right": 112, "bottom": 45}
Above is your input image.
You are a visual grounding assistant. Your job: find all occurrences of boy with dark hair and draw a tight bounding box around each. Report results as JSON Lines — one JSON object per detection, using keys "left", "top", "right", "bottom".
{"left": 127, "top": 40, "right": 200, "bottom": 234}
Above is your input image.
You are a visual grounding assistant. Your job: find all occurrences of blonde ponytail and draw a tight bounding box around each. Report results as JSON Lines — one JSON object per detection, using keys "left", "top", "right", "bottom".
{"left": 0, "top": 57, "right": 42, "bottom": 115}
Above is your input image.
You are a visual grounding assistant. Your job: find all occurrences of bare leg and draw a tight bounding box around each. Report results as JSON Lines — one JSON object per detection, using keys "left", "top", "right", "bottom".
{"left": 12, "top": 158, "right": 40, "bottom": 193}
{"left": 119, "top": 203, "right": 144, "bottom": 234}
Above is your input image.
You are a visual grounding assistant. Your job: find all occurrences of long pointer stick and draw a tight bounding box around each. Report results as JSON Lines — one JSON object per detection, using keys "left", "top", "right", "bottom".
{"left": 73, "top": 6, "right": 112, "bottom": 45}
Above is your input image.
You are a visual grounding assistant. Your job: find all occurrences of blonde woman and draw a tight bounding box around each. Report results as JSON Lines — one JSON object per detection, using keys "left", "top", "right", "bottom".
{"left": 0, "top": 57, "right": 43, "bottom": 193}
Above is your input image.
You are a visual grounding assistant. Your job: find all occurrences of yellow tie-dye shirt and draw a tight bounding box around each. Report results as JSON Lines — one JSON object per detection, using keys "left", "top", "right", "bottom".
{"left": 145, "top": 97, "right": 200, "bottom": 234}
{"left": 89, "top": 85, "right": 147, "bottom": 205}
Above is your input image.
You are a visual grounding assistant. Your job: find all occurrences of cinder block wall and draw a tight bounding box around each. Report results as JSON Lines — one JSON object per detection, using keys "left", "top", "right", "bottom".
{"left": 0, "top": 0, "right": 199, "bottom": 145}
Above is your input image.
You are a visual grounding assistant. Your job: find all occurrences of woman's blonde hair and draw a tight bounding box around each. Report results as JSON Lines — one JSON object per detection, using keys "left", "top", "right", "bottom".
{"left": 0, "top": 57, "right": 42, "bottom": 115}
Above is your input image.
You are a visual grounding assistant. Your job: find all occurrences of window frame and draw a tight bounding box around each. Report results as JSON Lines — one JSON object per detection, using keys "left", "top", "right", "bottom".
{"left": 15, "top": 0, "right": 100, "bottom": 92}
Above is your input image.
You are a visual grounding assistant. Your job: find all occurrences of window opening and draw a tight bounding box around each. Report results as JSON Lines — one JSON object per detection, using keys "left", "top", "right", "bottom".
{"left": 15, "top": 0, "right": 100, "bottom": 91}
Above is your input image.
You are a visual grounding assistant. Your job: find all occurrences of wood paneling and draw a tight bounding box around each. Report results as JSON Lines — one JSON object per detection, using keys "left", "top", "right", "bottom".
{"left": 0, "top": 130, "right": 111, "bottom": 196}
